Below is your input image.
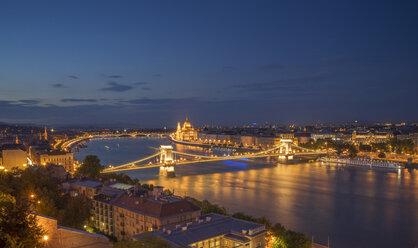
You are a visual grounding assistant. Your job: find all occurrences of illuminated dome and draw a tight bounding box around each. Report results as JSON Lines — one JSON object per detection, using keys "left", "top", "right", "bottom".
{"left": 175, "top": 117, "right": 197, "bottom": 142}
{"left": 182, "top": 117, "right": 193, "bottom": 129}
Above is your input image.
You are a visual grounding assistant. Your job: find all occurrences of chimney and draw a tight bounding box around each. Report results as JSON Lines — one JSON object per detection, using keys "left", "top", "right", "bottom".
{"left": 153, "top": 186, "right": 164, "bottom": 199}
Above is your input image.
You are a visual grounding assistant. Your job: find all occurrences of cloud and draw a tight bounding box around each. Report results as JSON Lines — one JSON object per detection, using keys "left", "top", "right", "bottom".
{"left": 99, "top": 82, "right": 134, "bottom": 92}
{"left": 68, "top": 75, "right": 79, "bottom": 79}
{"left": 107, "top": 75, "right": 122, "bottom": 78}
{"left": 259, "top": 63, "right": 285, "bottom": 72}
{"left": 52, "top": 83, "right": 67, "bottom": 88}
{"left": 0, "top": 100, "right": 14, "bottom": 106}
{"left": 133, "top": 82, "right": 148, "bottom": 85}
{"left": 18, "top": 99, "right": 41, "bottom": 105}
{"left": 123, "top": 97, "right": 201, "bottom": 105}
{"left": 141, "top": 87, "right": 151, "bottom": 90}
{"left": 61, "top": 98, "right": 97, "bottom": 103}
{"left": 153, "top": 73, "right": 162, "bottom": 77}
{"left": 0, "top": 99, "right": 40, "bottom": 107}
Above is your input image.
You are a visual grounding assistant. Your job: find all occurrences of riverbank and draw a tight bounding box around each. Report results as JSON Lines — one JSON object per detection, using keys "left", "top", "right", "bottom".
{"left": 74, "top": 137, "right": 418, "bottom": 248}
{"left": 169, "top": 135, "right": 260, "bottom": 153}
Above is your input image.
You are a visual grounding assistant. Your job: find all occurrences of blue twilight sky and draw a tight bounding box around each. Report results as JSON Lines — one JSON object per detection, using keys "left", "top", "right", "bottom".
{"left": 0, "top": 0, "right": 417, "bottom": 127}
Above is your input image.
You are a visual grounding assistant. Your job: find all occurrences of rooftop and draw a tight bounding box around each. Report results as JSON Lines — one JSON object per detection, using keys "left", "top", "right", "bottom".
{"left": 135, "top": 213, "right": 267, "bottom": 247}
{"left": 41, "top": 150, "right": 70, "bottom": 155}
{"left": 112, "top": 194, "right": 201, "bottom": 218}
{"left": 70, "top": 180, "right": 103, "bottom": 188}
{"left": 108, "top": 183, "right": 134, "bottom": 190}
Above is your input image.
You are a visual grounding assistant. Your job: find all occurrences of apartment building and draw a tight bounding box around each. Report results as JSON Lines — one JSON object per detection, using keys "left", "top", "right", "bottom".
{"left": 93, "top": 185, "right": 201, "bottom": 241}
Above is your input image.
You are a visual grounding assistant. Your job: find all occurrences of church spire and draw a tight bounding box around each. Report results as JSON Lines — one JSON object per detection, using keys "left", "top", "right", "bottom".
{"left": 15, "top": 135, "right": 19, "bottom": 144}
{"left": 44, "top": 127, "right": 48, "bottom": 141}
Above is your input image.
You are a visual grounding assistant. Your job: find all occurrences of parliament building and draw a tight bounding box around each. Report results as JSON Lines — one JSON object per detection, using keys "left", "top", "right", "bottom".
{"left": 175, "top": 117, "right": 197, "bottom": 141}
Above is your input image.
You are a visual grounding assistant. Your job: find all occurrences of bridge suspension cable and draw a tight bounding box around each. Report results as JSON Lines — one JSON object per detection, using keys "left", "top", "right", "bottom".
{"left": 111, "top": 152, "right": 161, "bottom": 169}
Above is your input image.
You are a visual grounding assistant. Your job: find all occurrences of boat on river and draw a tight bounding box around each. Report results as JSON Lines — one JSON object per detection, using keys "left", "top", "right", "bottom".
{"left": 318, "top": 156, "right": 404, "bottom": 169}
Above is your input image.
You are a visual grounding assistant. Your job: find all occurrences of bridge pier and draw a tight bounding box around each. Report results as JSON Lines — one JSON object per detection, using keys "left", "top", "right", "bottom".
{"left": 159, "top": 165, "right": 175, "bottom": 177}
{"left": 278, "top": 154, "right": 294, "bottom": 161}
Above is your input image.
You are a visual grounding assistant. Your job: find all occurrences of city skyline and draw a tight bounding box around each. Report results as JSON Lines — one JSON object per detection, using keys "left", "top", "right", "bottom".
{"left": 1, "top": 1, "right": 417, "bottom": 126}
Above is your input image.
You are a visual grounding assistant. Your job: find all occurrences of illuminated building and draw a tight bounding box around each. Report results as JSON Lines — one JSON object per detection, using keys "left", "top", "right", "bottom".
{"left": 135, "top": 213, "right": 267, "bottom": 248}
{"left": 92, "top": 185, "right": 201, "bottom": 241}
{"left": 175, "top": 117, "right": 198, "bottom": 141}
{"left": 39, "top": 150, "right": 74, "bottom": 173}
{"left": 0, "top": 144, "right": 27, "bottom": 170}
{"left": 352, "top": 131, "right": 393, "bottom": 145}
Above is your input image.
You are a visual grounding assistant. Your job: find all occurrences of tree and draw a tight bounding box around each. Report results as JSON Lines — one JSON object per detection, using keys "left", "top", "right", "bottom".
{"left": 347, "top": 144, "right": 358, "bottom": 158}
{"left": 1, "top": 167, "right": 92, "bottom": 231}
{"left": 0, "top": 193, "right": 44, "bottom": 248}
{"left": 57, "top": 195, "right": 92, "bottom": 229}
{"left": 185, "top": 197, "right": 229, "bottom": 215}
{"left": 378, "top": 152, "right": 386, "bottom": 158}
{"left": 75, "top": 155, "right": 104, "bottom": 179}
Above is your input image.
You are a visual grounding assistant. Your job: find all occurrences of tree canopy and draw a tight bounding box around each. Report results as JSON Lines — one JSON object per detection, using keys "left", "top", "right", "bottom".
{"left": 0, "top": 193, "right": 44, "bottom": 248}
{"left": 75, "top": 155, "right": 104, "bottom": 179}
{"left": 0, "top": 168, "right": 92, "bottom": 231}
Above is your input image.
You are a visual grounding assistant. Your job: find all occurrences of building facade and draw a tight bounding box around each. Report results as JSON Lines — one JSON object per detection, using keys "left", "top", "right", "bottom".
{"left": 93, "top": 185, "right": 201, "bottom": 241}
{"left": 0, "top": 144, "right": 27, "bottom": 170}
{"left": 39, "top": 150, "right": 74, "bottom": 173}
{"left": 175, "top": 118, "right": 198, "bottom": 141}
{"left": 34, "top": 213, "right": 111, "bottom": 248}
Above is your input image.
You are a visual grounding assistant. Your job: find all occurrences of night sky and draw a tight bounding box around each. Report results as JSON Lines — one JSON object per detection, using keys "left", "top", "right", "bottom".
{"left": 0, "top": 1, "right": 417, "bottom": 127}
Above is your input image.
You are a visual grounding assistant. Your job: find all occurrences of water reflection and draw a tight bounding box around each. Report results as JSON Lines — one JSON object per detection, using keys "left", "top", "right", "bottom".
{"left": 74, "top": 138, "right": 418, "bottom": 248}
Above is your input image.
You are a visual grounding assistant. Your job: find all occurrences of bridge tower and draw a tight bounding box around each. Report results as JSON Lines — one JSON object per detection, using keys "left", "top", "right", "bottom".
{"left": 278, "top": 139, "right": 294, "bottom": 160}
{"left": 159, "top": 145, "right": 175, "bottom": 177}
{"left": 160, "top": 145, "right": 174, "bottom": 163}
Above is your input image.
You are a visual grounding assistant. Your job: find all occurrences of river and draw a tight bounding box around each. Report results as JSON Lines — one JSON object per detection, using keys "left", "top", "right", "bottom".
{"left": 74, "top": 137, "right": 418, "bottom": 248}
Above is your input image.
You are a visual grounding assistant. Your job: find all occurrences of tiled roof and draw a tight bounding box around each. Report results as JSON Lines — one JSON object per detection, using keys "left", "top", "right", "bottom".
{"left": 42, "top": 150, "right": 69, "bottom": 155}
{"left": 113, "top": 194, "right": 201, "bottom": 218}
{"left": 70, "top": 180, "right": 103, "bottom": 188}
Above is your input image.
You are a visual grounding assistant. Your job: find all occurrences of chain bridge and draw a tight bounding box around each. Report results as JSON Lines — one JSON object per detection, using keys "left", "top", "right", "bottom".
{"left": 102, "top": 139, "right": 325, "bottom": 176}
